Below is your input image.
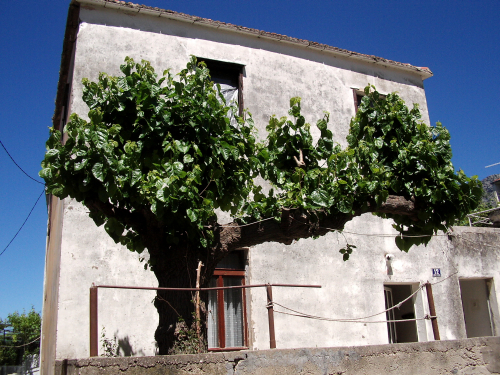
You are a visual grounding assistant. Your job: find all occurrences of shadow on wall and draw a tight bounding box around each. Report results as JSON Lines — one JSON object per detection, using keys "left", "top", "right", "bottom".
{"left": 101, "top": 328, "right": 148, "bottom": 357}
{"left": 116, "top": 335, "right": 145, "bottom": 357}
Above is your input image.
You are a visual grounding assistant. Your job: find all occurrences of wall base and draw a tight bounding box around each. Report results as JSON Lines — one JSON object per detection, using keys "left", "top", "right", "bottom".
{"left": 55, "top": 336, "right": 500, "bottom": 375}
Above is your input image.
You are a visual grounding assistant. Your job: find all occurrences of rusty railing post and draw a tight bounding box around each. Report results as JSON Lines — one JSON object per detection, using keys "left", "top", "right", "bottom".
{"left": 90, "top": 285, "right": 98, "bottom": 356}
{"left": 266, "top": 284, "right": 276, "bottom": 349}
{"left": 425, "top": 282, "right": 440, "bottom": 340}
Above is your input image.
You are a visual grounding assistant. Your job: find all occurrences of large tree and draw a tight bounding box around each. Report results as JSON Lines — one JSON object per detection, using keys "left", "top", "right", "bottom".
{"left": 40, "top": 57, "right": 481, "bottom": 354}
{"left": 0, "top": 308, "right": 41, "bottom": 367}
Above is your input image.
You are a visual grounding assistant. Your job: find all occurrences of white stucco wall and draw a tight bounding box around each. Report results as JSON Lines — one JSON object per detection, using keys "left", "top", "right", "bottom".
{"left": 43, "top": 2, "right": 500, "bottom": 365}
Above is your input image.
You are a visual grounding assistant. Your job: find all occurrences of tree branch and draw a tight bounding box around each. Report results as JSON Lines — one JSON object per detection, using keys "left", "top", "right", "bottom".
{"left": 216, "top": 195, "right": 416, "bottom": 253}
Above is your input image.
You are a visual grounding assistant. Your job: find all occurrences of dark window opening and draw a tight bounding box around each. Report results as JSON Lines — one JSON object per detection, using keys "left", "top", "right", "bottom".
{"left": 197, "top": 58, "right": 244, "bottom": 116}
{"left": 352, "top": 88, "right": 386, "bottom": 113}
{"left": 384, "top": 284, "right": 418, "bottom": 343}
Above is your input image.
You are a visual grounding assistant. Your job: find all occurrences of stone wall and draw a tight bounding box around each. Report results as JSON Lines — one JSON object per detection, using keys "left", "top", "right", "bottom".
{"left": 55, "top": 337, "right": 500, "bottom": 375}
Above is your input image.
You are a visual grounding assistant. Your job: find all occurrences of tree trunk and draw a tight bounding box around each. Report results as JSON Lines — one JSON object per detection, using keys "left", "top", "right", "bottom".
{"left": 148, "top": 241, "right": 223, "bottom": 355}
{"left": 88, "top": 194, "right": 417, "bottom": 354}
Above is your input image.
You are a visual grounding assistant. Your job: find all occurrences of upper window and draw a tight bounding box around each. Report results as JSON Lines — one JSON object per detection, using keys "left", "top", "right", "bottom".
{"left": 352, "top": 88, "right": 386, "bottom": 113}
{"left": 353, "top": 88, "right": 364, "bottom": 113}
{"left": 207, "top": 251, "right": 248, "bottom": 350}
{"left": 197, "top": 58, "right": 244, "bottom": 116}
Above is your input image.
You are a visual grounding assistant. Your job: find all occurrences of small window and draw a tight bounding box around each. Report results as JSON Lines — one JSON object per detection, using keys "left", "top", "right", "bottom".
{"left": 352, "top": 88, "right": 386, "bottom": 113}
{"left": 197, "top": 58, "right": 244, "bottom": 117}
{"left": 384, "top": 284, "right": 419, "bottom": 343}
{"left": 208, "top": 251, "right": 247, "bottom": 350}
{"left": 353, "top": 89, "right": 364, "bottom": 113}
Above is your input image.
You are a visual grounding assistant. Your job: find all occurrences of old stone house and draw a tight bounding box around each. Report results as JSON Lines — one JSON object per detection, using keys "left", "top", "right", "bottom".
{"left": 41, "top": 0, "right": 500, "bottom": 373}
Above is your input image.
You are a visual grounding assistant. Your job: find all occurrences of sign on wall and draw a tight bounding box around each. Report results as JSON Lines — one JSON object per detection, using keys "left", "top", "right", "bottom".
{"left": 432, "top": 268, "right": 441, "bottom": 277}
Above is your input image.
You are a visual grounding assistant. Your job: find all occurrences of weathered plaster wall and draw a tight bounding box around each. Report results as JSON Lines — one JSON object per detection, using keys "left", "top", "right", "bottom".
{"left": 55, "top": 337, "right": 500, "bottom": 375}
{"left": 55, "top": 198, "right": 158, "bottom": 360}
{"left": 247, "top": 223, "right": 500, "bottom": 350}
{"left": 44, "top": 2, "right": 500, "bottom": 367}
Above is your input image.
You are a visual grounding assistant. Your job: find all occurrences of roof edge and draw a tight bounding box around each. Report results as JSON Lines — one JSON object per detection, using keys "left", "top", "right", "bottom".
{"left": 75, "top": 0, "right": 433, "bottom": 79}
{"left": 53, "top": 1, "right": 81, "bottom": 130}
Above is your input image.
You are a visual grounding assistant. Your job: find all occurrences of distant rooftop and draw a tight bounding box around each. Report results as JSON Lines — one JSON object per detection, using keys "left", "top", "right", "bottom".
{"left": 75, "top": 0, "right": 433, "bottom": 78}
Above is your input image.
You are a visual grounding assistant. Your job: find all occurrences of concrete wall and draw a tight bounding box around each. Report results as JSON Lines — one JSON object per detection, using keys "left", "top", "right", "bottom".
{"left": 55, "top": 337, "right": 500, "bottom": 375}
{"left": 42, "top": 0, "right": 500, "bottom": 369}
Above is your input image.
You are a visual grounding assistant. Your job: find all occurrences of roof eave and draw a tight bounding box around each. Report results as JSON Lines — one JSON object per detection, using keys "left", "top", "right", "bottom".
{"left": 75, "top": 0, "right": 433, "bottom": 79}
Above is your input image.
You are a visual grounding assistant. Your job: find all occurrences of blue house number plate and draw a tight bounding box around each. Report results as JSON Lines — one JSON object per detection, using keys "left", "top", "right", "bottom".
{"left": 432, "top": 268, "right": 441, "bottom": 277}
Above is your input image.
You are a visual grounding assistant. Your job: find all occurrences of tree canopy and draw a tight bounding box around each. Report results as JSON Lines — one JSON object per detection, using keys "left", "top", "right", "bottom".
{"left": 40, "top": 57, "right": 482, "bottom": 352}
{"left": 0, "top": 308, "right": 41, "bottom": 367}
{"left": 41, "top": 56, "right": 481, "bottom": 255}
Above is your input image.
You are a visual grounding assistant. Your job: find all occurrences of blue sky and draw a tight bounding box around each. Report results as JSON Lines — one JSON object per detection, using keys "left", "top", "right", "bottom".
{"left": 0, "top": 0, "right": 499, "bottom": 319}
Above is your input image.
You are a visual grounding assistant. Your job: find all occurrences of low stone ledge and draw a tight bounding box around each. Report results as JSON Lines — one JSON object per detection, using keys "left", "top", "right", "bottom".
{"left": 55, "top": 336, "right": 500, "bottom": 375}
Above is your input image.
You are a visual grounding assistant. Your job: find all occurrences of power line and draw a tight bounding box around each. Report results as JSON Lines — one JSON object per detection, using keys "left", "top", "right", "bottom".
{"left": 485, "top": 161, "right": 500, "bottom": 168}
{"left": 210, "top": 214, "right": 456, "bottom": 239}
{"left": 0, "top": 140, "right": 45, "bottom": 185}
{"left": 0, "top": 189, "right": 45, "bottom": 258}
{"left": 0, "top": 336, "right": 40, "bottom": 348}
{"left": 214, "top": 216, "right": 275, "bottom": 228}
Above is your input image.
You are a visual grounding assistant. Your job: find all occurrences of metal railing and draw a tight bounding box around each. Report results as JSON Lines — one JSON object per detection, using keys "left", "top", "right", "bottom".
{"left": 89, "top": 283, "right": 321, "bottom": 356}
{"left": 466, "top": 206, "right": 500, "bottom": 226}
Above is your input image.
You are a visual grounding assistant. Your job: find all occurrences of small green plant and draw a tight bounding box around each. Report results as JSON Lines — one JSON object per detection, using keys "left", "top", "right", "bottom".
{"left": 339, "top": 243, "right": 357, "bottom": 261}
{"left": 100, "top": 328, "right": 118, "bottom": 357}
{"left": 168, "top": 317, "right": 203, "bottom": 355}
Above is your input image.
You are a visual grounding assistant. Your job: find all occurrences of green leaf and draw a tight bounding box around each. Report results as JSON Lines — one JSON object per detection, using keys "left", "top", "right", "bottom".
{"left": 93, "top": 129, "right": 107, "bottom": 149}
{"left": 311, "top": 189, "right": 329, "bottom": 207}
{"left": 92, "top": 163, "right": 105, "bottom": 182}
{"left": 374, "top": 138, "right": 384, "bottom": 148}
{"left": 183, "top": 154, "right": 194, "bottom": 164}
{"left": 317, "top": 119, "right": 327, "bottom": 131}
{"left": 74, "top": 159, "right": 88, "bottom": 171}
{"left": 131, "top": 169, "right": 141, "bottom": 186}
{"left": 337, "top": 198, "right": 352, "bottom": 214}
{"left": 186, "top": 208, "right": 197, "bottom": 222}
{"left": 257, "top": 149, "right": 270, "bottom": 161}
{"left": 395, "top": 236, "right": 412, "bottom": 252}
{"left": 289, "top": 97, "right": 301, "bottom": 107}
{"left": 220, "top": 147, "right": 231, "bottom": 160}
{"left": 173, "top": 162, "right": 184, "bottom": 173}
{"left": 39, "top": 168, "right": 53, "bottom": 180}
{"left": 45, "top": 149, "right": 59, "bottom": 160}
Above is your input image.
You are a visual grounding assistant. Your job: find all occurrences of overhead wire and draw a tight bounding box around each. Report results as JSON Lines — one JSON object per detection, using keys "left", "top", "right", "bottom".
{"left": 0, "top": 139, "right": 47, "bottom": 257}
{"left": 0, "top": 140, "right": 45, "bottom": 185}
{"left": 0, "top": 188, "right": 45, "bottom": 258}
{"left": 214, "top": 216, "right": 275, "bottom": 228}
{"left": 209, "top": 213, "right": 488, "bottom": 241}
